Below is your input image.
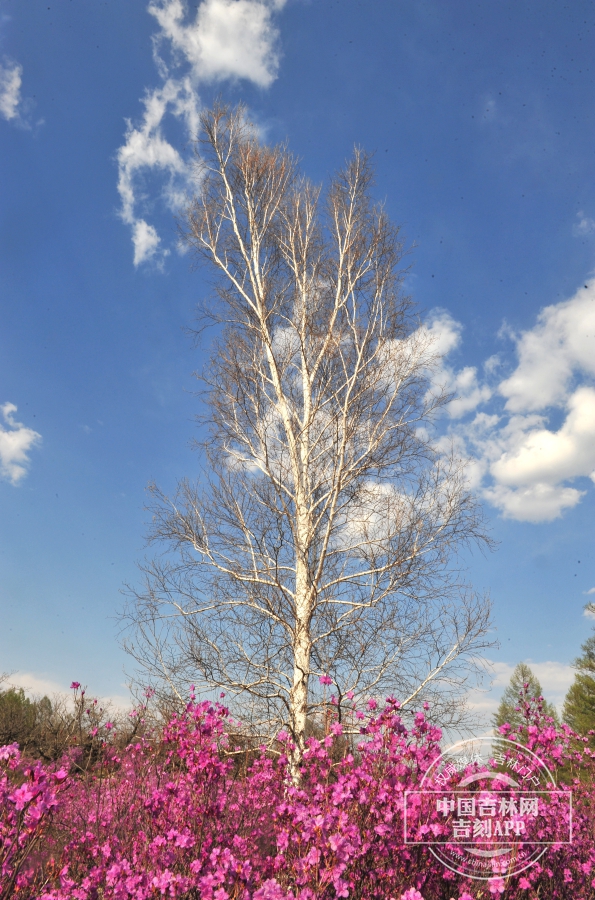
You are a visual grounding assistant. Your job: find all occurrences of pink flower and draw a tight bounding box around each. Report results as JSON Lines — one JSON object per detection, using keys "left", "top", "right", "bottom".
{"left": 70, "top": 682, "right": 81, "bottom": 690}
{"left": 254, "top": 879, "right": 291, "bottom": 900}
{"left": 319, "top": 675, "right": 333, "bottom": 685}
{"left": 0, "top": 742, "right": 20, "bottom": 761}
{"left": 304, "top": 847, "right": 321, "bottom": 866}
{"left": 488, "top": 877, "right": 505, "bottom": 895}
{"left": 152, "top": 869, "right": 175, "bottom": 894}
{"left": 11, "top": 783, "right": 36, "bottom": 810}
{"left": 345, "top": 690, "right": 354, "bottom": 700}
{"left": 400, "top": 890, "right": 424, "bottom": 900}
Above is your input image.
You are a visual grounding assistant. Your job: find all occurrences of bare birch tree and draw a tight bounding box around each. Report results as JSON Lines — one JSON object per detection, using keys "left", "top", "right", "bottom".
{"left": 122, "top": 104, "right": 493, "bottom": 770}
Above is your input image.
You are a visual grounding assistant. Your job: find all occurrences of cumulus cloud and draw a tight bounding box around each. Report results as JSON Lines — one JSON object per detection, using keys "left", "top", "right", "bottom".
{"left": 149, "top": 0, "right": 284, "bottom": 87}
{"left": 0, "top": 403, "right": 41, "bottom": 484}
{"left": 485, "top": 284, "right": 595, "bottom": 520}
{"left": 498, "top": 284, "right": 595, "bottom": 412}
{"left": 428, "top": 280, "right": 595, "bottom": 522}
{"left": 117, "top": 0, "right": 285, "bottom": 266}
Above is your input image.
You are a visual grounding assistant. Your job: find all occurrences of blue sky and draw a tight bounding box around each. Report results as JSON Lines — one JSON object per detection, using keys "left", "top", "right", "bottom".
{"left": 1, "top": 0, "right": 594, "bottom": 718}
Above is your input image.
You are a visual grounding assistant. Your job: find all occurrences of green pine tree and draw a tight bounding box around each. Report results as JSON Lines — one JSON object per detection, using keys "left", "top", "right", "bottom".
{"left": 563, "top": 615, "right": 595, "bottom": 739}
{"left": 493, "top": 662, "right": 559, "bottom": 735}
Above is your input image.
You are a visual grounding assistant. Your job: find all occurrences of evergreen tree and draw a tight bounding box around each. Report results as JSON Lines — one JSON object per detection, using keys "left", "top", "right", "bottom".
{"left": 563, "top": 618, "right": 595, "bottom": 739}
{"left": 493, "top": 662, "right": 559, "bottom": 734}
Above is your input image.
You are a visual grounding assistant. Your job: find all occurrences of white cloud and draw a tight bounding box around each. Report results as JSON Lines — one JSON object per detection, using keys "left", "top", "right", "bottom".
{"left": 491, "top": 388, "right": 595, "bottom": 487}
{"left": 0, "top": 57, "right": 37, "bottom": 129}
{"left": 117, "top": 0, "right": 285, "bottom": 266}
{"left": 0, "top": 58, "right": 22, "bottom": 121}
{"left": 132, "top": 218, "right": 166, "bottom": 268}
{"left": 117, "top": 76, "right": 199, "bottom": 267}
{"left": 585, "top": 588, "right": 595, "bottom": 596}
{"left": 0, "top": 403, "right": 41, "bottom": 484}
{"left": 498, "top": 283, "right": 595, "bottom": 412}
{"left": 6, "top": 672, "right": 70, "bottom": 698}
{"left": 433, "top": 281, "right": 595, "bottom": 522}
{"left": 574, "top": 211, "right": 595, "bottom": 236}
{"left": 482, "top": 482, "right": 583, "bottom": 523}
{"left": 424, "top": 311, "right": 492, "bottom": 419}
{"left": 149, "top": 0, "right": 284, "bottom": 87}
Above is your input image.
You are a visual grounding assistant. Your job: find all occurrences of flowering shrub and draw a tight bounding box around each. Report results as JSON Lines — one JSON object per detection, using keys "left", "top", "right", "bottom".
{"left": 1, "top": 687, "right": 595, "bottom": 899}
{"left": 0, "top": 743, "right": 67, "bottom": 899}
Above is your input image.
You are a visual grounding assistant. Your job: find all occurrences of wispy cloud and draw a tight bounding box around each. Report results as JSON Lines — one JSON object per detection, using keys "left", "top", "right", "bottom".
{"left": 0, "top": 56, "right": 37, "bottom": 129}
{"left": 117, "top": 0, "right": 286, "bottom": 267}
{"left": 117, "top": 76, "right": 199, "bottom": 266}
{"left": 0, "top": 58, "right": 23, "bottom": 122}
{"left": 0, "top": 403, "right": 41, "bottom": 484}
{"left": 424, "top": 310, "right": 492, "bottom": 419}
{"left": 574, "top": 211, "right": 595, "bottom": 237}
{"left": 428, "top": 279, "right": 595, "bottom": 522}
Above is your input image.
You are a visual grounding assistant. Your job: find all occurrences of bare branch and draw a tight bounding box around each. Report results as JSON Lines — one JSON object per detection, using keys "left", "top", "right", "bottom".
{"left": 122, "top": 104, "right": 495, "bottom": 773}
